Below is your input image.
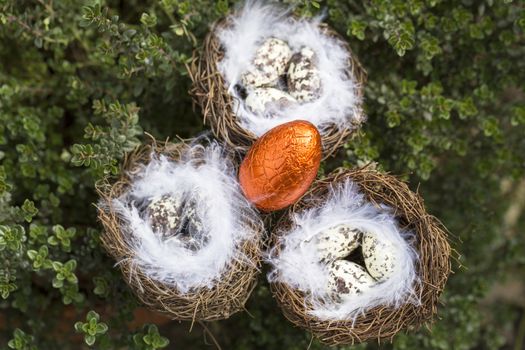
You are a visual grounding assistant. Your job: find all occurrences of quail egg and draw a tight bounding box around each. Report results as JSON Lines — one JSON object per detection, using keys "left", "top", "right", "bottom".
{"left": 287, "top": 47, "right": 322, "bottom": 102}
{"left": 327, "top": 260, "right": 376, "bottom": 297}
{"left": 362, "top": 232, "right": 399, "bottom": 281}
{"left": 147, "top": 194, "right": 183, "bottom": 237}
{"left": 147, "top": 194, "right": 207, "bottom": 250}
{"left": 245, "top": 87, "right": 296, "bottom": 114}
{"left": 241, "top": 38, "right": 292, "bottom": 88}
{"left": 315, "top": 224, "right": 361, "bottom": 262}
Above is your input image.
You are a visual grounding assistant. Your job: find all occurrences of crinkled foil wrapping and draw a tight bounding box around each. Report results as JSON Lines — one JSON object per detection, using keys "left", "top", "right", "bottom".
{"left": 239, "top": 120, "right": 322, "bottom": 212}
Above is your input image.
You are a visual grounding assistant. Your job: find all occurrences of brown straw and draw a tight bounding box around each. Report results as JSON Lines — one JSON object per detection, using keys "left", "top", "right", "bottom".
{"left": 96, "top": 140, "right": 263, "bottom": 321}
{"left": 269, "top": 167, "right": 451, "bottom": 345}
{"left": 188, "top": 17, "right": 367, "bottom": 160}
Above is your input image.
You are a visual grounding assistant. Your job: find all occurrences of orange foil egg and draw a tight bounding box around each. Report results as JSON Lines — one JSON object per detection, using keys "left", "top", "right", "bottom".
{"left": 239, "top": 120, "right": 322, "bottom": 212}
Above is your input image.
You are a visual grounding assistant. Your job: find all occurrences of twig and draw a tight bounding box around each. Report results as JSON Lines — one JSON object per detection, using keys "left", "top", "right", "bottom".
{"left": 199, "top": 321, "right": 222, "bottom": 350}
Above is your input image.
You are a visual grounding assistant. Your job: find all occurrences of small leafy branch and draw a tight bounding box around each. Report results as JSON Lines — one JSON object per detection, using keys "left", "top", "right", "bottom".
{"left": 132, "top": 325, "right": 170, "bottom": 350}
{"left": 80, "top": 3, "right": 191, "bottom": 78}
{"left": 8, "top": 328, "right": 37, "bottom": 350}
{"left": 75, "top": 310, "right": 109, "bottom": 347}
{"left": 71, "top": 100, "right": 143, "bottom": 177}
{"left": 47, "top": 225, "right": 76, "bottom": 252}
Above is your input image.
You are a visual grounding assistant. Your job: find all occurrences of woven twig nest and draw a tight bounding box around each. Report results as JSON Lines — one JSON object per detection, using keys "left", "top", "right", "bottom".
{"left": 97, "top": 140, "right": 264, "bottom": 321}
{"left": 268, "top": 167, "right": 451, "bottom": 345}
{"left": 188, "top": 3, "right": 367, "bottom": 159}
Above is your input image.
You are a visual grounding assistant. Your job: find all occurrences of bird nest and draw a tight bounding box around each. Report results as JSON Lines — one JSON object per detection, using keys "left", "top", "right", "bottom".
{"left": 97, "top": 140, "right": 264, "bottom": 321}
{"left": 268, "top": 167, "right": 451, "bottom": 345}
{"left": 188, "top": 3, "right": 367, "bottom": 159}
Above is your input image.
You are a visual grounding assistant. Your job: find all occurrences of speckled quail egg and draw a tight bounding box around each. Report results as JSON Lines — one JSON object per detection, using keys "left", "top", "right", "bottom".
{"left": 287, "top": 47, "right": 322, "bottom": 102}
{"left": 245, "top": 87, "right": 296, "bottom": 114}
{"left": 315, "top": 224, "right": 361, "bottom": 262}
{"left": 362, "top": 232, "right": 399, "bottom": 281}
{"left": 327, "top": 260, "right": 376, "bottom": 297}
{"left": 147, "top": 194, "right": 183, "bottom": 237}
{"left": 241, "top": 38, "right": 292, "bottom": 88}
{"left": 147, "top": 194, "right": 207, "bottom": 250}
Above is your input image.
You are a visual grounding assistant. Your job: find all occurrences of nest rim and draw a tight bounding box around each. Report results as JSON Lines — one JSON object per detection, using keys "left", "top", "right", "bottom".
{"left": 269, "top": 167, "right": 451, "bottom": 345}
{"left": 188, "top": 15, "right": 367, "bottom": 160}
{"left": 96, "top": 139, "right": 264, "bottom": 322}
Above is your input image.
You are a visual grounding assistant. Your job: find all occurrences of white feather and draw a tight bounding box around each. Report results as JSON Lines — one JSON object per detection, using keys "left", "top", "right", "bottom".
{"left": 217, "top": 1, "right": 363, "bottom": 137}
{"left": 110, "top": 142, "right": 262, "bottom": 294}
{"left": 267, "top": 179, "right": 419, "bottom": 321}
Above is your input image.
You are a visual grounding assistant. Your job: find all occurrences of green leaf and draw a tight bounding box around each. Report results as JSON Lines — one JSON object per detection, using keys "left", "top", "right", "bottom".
{"left": 27, "top": 250, "right": 37, "bottom": 260}
{"left": 511, "top": 106, "right": 525, "bottom": 126}
{"left": 47, "top": 236, "right": 59, "bottom": 245}
{"left": 52, "top": 278, "right": 64, "bottom": 288}
{"left": 155, "top": 337, "right": 169, "bottom": 348}
{"left": 387, "top": 20, "right": 415, "bottom": 56}
{"left": 456, "top": 98, "right": 478, "bottom": 119}
{"left": 481, "top": 117, "right": 501, "bottom": 138}
{"left": 65, "top": 259, "right": 77, "bottom": 271}
{"left": 419, "top": 34, "right": 442, "bottom": 60}
{"left": 96, "top": 323, "right": 108, "bottom": 334}
{"left": 21, "top": 200, "right": 38, "bottom": 223}
{"left": 74, "top": 322, "right": 84, "bottom": 332}
{"left": 349, "top": 20, "right": 367, "bottom": 40}
{"left": 52, "top": 261, "right": 62, "bottom": 271}
{"left": 386, "top": 110, "right": 402, "bottom": 128}
{"left": 87, "top": 310, "right": 100, "bottom": 321}
{"left": 34, "top": 37, "right": 43, "bottom": 48}
{"left": 140, "top": 13, "right": 157, "bottom": 28}
{"left": 215, "top": 0, "right": 229, "bottom": 14}
{"left": 85, "top": 335, "right": 96, "bottom": 346}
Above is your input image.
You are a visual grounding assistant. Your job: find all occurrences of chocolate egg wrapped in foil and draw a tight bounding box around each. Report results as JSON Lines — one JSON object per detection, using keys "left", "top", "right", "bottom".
{"left": 362, "top": 232, "right": 399, "bottom": 281}
{"left": 287, "top": 47, "right": 322, "bottom": 102}
{"left": 241, "top": 38, "right": 292, "bottom": 88}
{"left": 327, "top": 260, "right": 376, "bottom": 298}
{"left": 245, "top": 87, "right": 296, "bottom": 114}
{"left": 315, "top": 224, "right": 361, "bottom": 262}
{"left": 239, "top": 120, "right": 322, "bottom": 212}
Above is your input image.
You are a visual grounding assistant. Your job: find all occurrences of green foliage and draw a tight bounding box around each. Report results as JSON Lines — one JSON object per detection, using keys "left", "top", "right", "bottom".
{"left": 132, "top": 325, "right": 170, "bottom": 350}
{"left": 71, "top": 100, "right": 143, "bottom": 176}
{"left": 7, "top": 329, "right": 36, "bottom": 350}
{"left": 47, "top": 225, "right": 76, "bottom": 252}
{"left": 0, "top": 0, "right": 524, "bottom": 349}
{"left": 27, "top": 245, "right": 52, "bottom": 270}
{"left": 74, "top": 310, "right": 109, "bottom": 346}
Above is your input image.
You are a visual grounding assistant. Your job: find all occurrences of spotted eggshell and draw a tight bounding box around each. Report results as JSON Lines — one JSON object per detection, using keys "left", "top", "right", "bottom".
{"left": 362, "top": 232, "right": 398, "bottom": 281}
{"left": 327, "top": 260, "right": 376, "bottom": 297}
{"left": 239, "top": 120, "right": 322, "bottom": 212}
{"left": 241, "top": 38, "right": 292, "bottom": 88}
{"left": 147, "top": 194, "right": 183, "bottom": 236}
{"left": 315, "top": 224, "right": 361, "bottom": 262}
{"left": 245, "top": 87, "right": 296, "bottom": 114}
{"left": 147, "top": 194, "right": 207, "bottom": 250}
{"left": 287, "top": 47, "right": 322, "bottom": 102}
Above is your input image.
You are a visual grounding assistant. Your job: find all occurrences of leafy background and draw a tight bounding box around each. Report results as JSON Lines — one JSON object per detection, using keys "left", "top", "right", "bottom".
{"left": 1, "top": 0, "right": 524, "bottom": 349}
